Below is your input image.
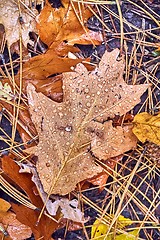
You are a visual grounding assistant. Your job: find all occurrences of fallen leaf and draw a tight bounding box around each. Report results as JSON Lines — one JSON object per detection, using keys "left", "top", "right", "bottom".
{"left": 91, "top": 215, "right": 139, "bottom": 240}
{"left": 11, "top": 204, "right": 62, "bottom": 240}
{"left": 45, "top": 198, "right": 85, "bottom": 222}
{"left": 26, "top": 49, "right": 148, "bottom": 196}
{"left": 22, "top": 49, "right": 83, "bottom": 80}
{"left": 17, "top": 161, "right": 85, "bottom": 222}
{"left": 0, "top": 199, "right": 32, "bottom": 240}
{"left": 0, "top": 198, "right": 11, "bottom": 212}
{"left": 1, "top": 156, "right": 64, "bottom": 239}
{"left": 37, "top": 0, "right": 102, "bottom": 47}
{"left": 132, "top": 112, "right": 160, "bottom": 145}
{"left": 90, "top": 122, "right": 137, "bottom": 160}
{"left": 87, "top": 155, "right": 123, "bottom": 191}
{"left": 0, "top": 0, "right": 38, "bottom": 47}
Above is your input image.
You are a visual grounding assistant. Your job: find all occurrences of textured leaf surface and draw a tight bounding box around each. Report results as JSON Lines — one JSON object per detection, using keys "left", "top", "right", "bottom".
{"left": 2, "top": 156, "right": 63, "bottom": 239}
{"left": 26, "top": 49, "right": 148, "bottom": 195}
{"left": 0, "top": 0, "right": 37, "bottom": 47}
{"left": 133, "top": 112, "right": 160, "bottom": 145}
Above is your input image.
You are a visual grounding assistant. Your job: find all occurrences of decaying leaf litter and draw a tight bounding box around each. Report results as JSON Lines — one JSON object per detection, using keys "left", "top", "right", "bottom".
{"left": 0, "top": 0, "right": 158, "bottom": 239}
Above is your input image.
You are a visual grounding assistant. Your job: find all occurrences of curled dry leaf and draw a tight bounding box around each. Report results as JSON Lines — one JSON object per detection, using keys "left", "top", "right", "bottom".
{"left": 0, "top": 0, "right": 38, "bottom": 47}
{"left": 0, "top": 198, "right": 32, "bottom": 240}
{"left": 132, "top": 112, "right": 160, "bottom": 145}
{"left": 26, "top": 49, "right": 149, "bottom": 196}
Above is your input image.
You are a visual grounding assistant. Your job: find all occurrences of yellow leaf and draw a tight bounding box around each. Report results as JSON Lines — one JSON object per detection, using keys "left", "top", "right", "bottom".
{"left": 115, "top": 229, "right": 139, "bottom": 240}
{"left": 0, "top": 82, "right": 13, "bottom": 100}
{"left": 132, "top": 112, "right": 160, "bottom": 145}
{"left": 91, "top": 215, "right": 138, "bottom": 240}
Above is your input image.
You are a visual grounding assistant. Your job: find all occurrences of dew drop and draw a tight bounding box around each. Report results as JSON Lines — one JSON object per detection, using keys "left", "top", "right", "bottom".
{"left": 60, "top": 131, "right": 64, "bottom": 136}
{"left": 86, "top": 102, "right": 91, "bottom": 107}
{"left": 84, "top": 88, "right": 89, "bottom": 93}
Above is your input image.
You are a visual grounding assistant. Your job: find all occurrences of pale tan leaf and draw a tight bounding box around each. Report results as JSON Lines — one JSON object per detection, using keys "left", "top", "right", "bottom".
{"left": 0, "top": 0, "right": 38, "bottom": 47}
{"left": 89, "top": 121, "right": 137, "bottom": 160}
{"left": 26, "top": 49, "right": 149, "bottom": 195}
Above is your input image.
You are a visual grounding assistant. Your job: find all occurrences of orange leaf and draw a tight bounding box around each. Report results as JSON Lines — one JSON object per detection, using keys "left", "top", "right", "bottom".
{"left": 0, "top": 198, "right": 11, "bottom": 212}
{"left": 1, "top": 156, "right": 64, "bottom": 239}
{"left": 2, "top": 155, "right": 42, "bottom": 208}
{"left": 0, "top": 199, "right": 32, "bottom": 240}
{"left": 11, "top": 204, "right": 63, "bottom": 240}
{"left": 87, "top": 155, "right": 123, "bottom": 191}
{"left": 37, "top": 0, "right": 102, "bottom": 47}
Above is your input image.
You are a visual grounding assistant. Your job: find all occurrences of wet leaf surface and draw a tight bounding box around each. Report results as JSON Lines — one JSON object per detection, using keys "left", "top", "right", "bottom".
{"left": 26, "top": 49, "right": 148, "bottom": 195}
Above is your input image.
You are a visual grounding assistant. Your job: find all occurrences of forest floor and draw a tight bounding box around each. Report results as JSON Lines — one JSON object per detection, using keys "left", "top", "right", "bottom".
{"left": 0, "top": 0, "right": 160, "bottom": 240}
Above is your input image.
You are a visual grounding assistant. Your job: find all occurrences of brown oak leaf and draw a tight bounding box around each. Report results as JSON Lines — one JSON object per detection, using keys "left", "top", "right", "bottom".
{"left": 26, "top": 49, "right": 149, "bottom": 196}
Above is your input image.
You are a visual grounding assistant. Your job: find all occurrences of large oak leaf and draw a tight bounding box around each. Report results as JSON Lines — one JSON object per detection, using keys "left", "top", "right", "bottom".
{"left": 26, "top": 49, "right": 148, "bottom": 195}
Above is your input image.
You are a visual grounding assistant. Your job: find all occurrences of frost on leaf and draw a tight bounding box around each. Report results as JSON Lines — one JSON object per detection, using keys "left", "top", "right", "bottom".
{"left": 26, "top": 49, "right": 149, "bottom": 196}
{"left": 0, "top": 0, "right": 38, "bottom": 47}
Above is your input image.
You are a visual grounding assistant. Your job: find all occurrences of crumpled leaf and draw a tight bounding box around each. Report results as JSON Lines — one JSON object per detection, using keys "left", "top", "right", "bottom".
{"left": 0, "top": 198, "right": 32, "bottom": 240}
{"left": 0, "top": 82, "right": 13, "bottom": 100}
{"left": 132, "top": 112, "right": 160, "bottom": 145}
{"left": 46, "top": 198, "right": 84, "bottom": 222}
{"left": 0, "top": 0, "right": 38, "bottom": 47}
{"left": 37, "top": 0, "right": 103, "bottom": 47}
{"left": 26, "top": 48, "right": 148, "bottom": 196}
{"left": 91, "top": 215, "right": 139, "bottom": 240}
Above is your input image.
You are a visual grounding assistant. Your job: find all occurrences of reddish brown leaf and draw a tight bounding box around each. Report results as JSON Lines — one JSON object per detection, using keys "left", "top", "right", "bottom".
{"left": 0, "top": 199, "right": 32, "bottom": 240}
{"left": 11, "top": 204, "right": 62, "bottom": 240}
{"left": 1, "top": 155, "right": 42, "bottom": 208}
{"left": 1, "top": 156, "right": 65, "bottom": 239}
{"left": 87, "top": 155, "right": 123, "bottom": 191}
